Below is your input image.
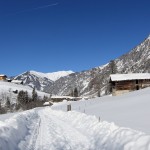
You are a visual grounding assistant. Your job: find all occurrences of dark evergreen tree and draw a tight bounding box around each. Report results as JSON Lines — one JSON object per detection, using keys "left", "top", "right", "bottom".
{"left": 5, "top": 97, "right": 11, "bottom": 109}
{"left": 17, "top": 90, "right": 29, "bottom": 110}
{"left": 17, "top": 90, "right": 26, "bottom": 104}
{"left": 74, "top": 87, "right": 78, "bottom": 97}
{"left": 32, "top": 88, "right": 38, "bottom": 102}
{"left": 97, "top": 90, "right": 101, "bottom": 97}
{"left": 24, "top": 91, "right": 29, "bottom": 103}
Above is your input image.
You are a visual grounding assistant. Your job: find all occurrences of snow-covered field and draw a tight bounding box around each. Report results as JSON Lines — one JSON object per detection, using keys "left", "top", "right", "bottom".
{"left": 52, "top": 87, "right": 150, "bottom": 134}
{"left": 0, "top": 87, "right": 150, "bottom": 150}
{"left": 0, "top": 81, "right": 49, "bottom": 105}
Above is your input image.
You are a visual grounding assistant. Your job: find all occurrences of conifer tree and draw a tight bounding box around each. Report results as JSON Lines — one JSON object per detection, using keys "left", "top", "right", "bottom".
{"left": 32, "top": 87, "right": 38, "bottom": 102}
{"left": 74, "top": 87, "right": 78, "bottom": 97}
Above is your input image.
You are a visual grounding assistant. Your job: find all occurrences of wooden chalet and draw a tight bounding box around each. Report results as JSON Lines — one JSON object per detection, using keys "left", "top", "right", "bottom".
{"left": 0, "top": 74, "right": 7, "bottom": 80}
{"left": 110, "top": 73, "right": 150, "bottom": 96}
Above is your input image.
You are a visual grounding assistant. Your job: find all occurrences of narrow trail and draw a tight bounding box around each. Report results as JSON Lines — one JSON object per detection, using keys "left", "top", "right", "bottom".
{"left": 19, "top": 109, "right": 91, "bottom": 150}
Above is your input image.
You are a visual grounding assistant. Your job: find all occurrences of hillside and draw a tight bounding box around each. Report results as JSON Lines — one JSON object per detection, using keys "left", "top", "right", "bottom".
{"left": 0, "top": 81, "right": 49, "bottom": 106}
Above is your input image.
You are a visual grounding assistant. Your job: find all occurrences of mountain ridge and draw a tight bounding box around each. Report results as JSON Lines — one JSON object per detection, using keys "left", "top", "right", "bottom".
{"left": 14, "top": 35, "right": 150, "bottom": 97}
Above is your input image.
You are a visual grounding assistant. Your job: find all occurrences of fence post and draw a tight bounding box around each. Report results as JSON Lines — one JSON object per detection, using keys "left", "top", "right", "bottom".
{"left": 67, "top": 103, "right": 71, "bottom": 111}
{"left": 98, "top": 116, "right": 100, "bottom": 122}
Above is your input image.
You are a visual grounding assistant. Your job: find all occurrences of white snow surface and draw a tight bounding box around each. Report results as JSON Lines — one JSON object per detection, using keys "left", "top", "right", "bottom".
{"left": 29, "top": 70, "right": 74, "bottom": 81}
{"left": 1, "top": 88, "right": 150, "bottom": 149}
{"left": 110, "top": 73, "right": 150, "bottom": 81}
{"left": 0, "top": 81, "right": 49, "bottom": 105}
{"left": 52, "top": 88, "right": 150, "bottom": 134}
{"left": 0, "top": 107, "right": 150, "bottom": 150}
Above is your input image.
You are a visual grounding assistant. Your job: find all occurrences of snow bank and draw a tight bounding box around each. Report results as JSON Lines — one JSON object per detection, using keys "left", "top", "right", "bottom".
{"left": 0, "top": 109, "right": 38, "bottom": 150}
{"left": 48, "top": 109, "right": 150, "bottom": 150}
{"left": 0, "top": 108, "right": 150, "bottom": 150}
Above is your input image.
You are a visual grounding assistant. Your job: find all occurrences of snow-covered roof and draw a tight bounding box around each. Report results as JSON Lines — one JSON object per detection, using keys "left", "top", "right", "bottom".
{"left": 0, "top": 74, "right": 7, "bottom": 77}
{"left": 51, "top": 96, "right": 75, "bottom": 99}
{"left": 110, "top": 73, "right": 150, "bottom": 81}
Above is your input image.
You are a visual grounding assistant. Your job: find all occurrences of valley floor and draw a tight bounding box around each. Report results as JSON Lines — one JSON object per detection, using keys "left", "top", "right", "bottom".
{"left": 0, "top": 107, "right": 150, "bottom": 150}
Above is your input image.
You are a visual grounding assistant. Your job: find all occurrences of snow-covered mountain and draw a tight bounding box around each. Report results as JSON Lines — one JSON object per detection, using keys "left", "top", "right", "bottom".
{"left": 14, "top": 70, "right": 73, "bottom": 92}
{"left": 27, "top": 70, "right": 74, "bottom": 81}
{"left": 47, "top": 70, "right": 74, "bottom": 81}
{"left": 49, "top": 35, "right": 150, "bottom": 97}
{"left": 14, "top": 35, "right": 150, "bottom": 97}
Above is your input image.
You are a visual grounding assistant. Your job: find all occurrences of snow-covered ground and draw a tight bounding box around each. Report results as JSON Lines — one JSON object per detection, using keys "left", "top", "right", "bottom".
{"left": 0, "top": 88, "right": 150, "bottom": 150}
{"left": 0, "top": 81, "right": 49, "bottom": 105}
{"left": 52, "top": 87, "right": 150, "bottom": 134}
{"left": 0, "top": 108, "right": 150, "bottom": 150}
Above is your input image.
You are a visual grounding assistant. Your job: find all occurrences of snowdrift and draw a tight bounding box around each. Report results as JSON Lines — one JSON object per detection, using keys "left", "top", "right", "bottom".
{"left": 0, "top": 108, "right": 150, "bottom": 150}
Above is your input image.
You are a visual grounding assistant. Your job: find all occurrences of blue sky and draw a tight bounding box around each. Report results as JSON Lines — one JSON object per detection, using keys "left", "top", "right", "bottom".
{"left": 0, "top": 0, "right": 150, "bottom": 76}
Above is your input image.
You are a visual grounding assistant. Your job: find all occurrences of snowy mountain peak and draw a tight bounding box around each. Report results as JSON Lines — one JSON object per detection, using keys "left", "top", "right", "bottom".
{"left": 14, "top": 70, "right": 74, "bottom": 92}
{"left": 46, "top": 70, "right": 74, "bottom": 81}
{"left": 29, "top": 70, "right": 74, "bottom": 81}
{"left": 148, "top": 34, "right": 150, "bottom": 40}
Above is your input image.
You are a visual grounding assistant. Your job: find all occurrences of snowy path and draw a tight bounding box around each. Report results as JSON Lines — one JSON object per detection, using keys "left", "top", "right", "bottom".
{"left": 0, "top": 107, "right": 150, "bottom": 150}
{"left": 19, "top": 109, "right": 91, "bottom": 150}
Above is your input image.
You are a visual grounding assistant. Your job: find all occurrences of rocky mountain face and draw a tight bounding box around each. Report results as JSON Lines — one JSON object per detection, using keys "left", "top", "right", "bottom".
{"left": 115, "top": 35, "right": 150, "bottom": 73}
{"left": 15, "top": 35, "right": 150, "bottom": 97}
{"left": 14, "top": 71, "right": 54, "bottom": 92}
{"left": 14, "top": 71, "right": 74, "bottom": 93}
{"left": 49, "top": 35, "right": 150, "bottom": 97}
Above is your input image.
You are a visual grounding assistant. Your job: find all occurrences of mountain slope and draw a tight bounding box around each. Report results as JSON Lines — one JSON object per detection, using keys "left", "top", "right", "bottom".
{"left": 49, "top": 35, "right": 150, "bottom": 97}
{"left": 14, "top": 71, "right": 73, "bottom": 93}
{"left": 28, "top": 70, "right": 74, "bottom": 81}
{"left": 14, "top": 71, "right": 54, "bottom": 92}
{"left": 14, "top": 35, "right": 150, "bottom": 97}
{"left": 46, "top": 70, "right": 74, "bottom": 81}
{"left": 116, "top": 35, "right": 150, "bottom": 73}
{"left": 0, "top": 81, "right": 49, "bottom": 105}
